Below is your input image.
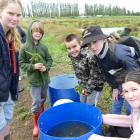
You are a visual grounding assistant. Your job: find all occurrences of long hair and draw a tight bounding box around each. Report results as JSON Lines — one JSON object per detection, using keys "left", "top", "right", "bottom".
{"left": 125, "top": 70, "right": 140, "bottom": 84}
{"left": 0, "top": 0, "right": 22, "bottom": 51}
{"left": 0, "top": 0, "right": 22, "bottom": 10}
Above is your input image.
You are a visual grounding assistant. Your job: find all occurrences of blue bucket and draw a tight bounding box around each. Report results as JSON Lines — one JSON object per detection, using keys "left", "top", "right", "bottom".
{"left": 38, "top": 102, "right": 102, "bottom": 140}
{"left": 48, "top": 74, "right": 80, "bottom": 106}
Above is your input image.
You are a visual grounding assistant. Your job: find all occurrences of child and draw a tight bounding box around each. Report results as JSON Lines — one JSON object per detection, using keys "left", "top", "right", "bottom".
{"left": 82, "top": 25, "right": 139, "bottom": 115}
{"left": 0, "top": 0, "right": 22, "bottom": 139}
{"left": 19, "top": 21, "right": 53, "bottom": 137}
{"left": 89, "top": 70, "right": 140, "bottom": 140}
{"left": 64, "top": 34, "right": 104, "bottom": 106}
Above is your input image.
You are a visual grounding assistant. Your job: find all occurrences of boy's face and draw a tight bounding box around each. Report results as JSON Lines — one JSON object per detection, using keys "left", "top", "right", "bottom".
{"left": 88, "top": 39, "right": 104, "bottom": 56}
{"left": 65, "top": 39, "right": 81, "bottom": 58}
{"left": 32, "top": 31, "right": 42, "bottom": 42}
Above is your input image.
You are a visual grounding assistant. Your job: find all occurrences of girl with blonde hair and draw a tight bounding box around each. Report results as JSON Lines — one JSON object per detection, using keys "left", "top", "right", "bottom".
{"left": 0, "top": 0, "right": 22, "bottom": 139}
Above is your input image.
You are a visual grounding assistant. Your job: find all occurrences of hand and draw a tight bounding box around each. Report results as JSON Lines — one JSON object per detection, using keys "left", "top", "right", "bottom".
{"left": 112, "top": 88, "right": 119, "bottom": 101}
{"left": 82, "top": 89, "right": 89, "bottom": 96}
{"left": 39, "top": 66, "right": 46, "bottom": 72}
{"left": 34, "top": 63, "right": 43, "bottom": 70}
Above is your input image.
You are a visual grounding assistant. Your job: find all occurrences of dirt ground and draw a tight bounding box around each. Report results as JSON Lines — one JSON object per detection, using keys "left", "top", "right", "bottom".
{"left": 10, "top": 64, "right": 73, "bottom": 140}
{"left": 10, "top": 79, "right": 38, "bottom": 140}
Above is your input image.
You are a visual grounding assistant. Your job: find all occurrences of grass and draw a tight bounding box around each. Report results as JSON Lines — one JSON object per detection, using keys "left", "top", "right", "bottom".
{"left": 15, "top": 106, "right": 32, "bottom": 121}
{"left": 19, "top": 16, "right": 140, "bottom": 113}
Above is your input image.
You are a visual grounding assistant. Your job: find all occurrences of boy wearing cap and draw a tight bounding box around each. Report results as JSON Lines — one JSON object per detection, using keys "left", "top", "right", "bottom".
{"left": 82, "top": 25, "right": 139, "bottom": 114}
{"left": 64, "top": 34, "right": 104, "bottom": 106}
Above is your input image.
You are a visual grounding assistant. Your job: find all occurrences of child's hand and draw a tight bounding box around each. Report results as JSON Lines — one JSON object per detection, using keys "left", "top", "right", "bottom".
{"left": 82, "top": 89, "right": 89, "bottom": 96}
{"left": 39, "top": 66, "right": 46, "bottom": 72}
{"left": 34, "top": 63, "right": 43, "bottom": 70}
{"left": 112, "top": 88, "right": 119, "bottom": 101}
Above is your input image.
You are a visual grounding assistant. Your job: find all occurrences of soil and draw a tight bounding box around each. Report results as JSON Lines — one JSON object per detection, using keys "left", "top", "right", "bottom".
{"left": 10, "top": 79, "right": 37, "bottom": 140}
{"left": 10, "top": 64, "right": 73, "bottom": 140}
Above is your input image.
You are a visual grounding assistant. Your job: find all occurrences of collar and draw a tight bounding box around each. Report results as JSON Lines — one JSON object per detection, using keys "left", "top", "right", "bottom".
{"left": 98, "top": 41, "right": 109, "bottom": 59}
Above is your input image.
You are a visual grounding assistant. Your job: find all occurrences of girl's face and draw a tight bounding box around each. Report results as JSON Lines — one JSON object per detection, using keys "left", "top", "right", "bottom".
{"left": 0, "top": 3, "right": 22, "bottom": 32}
{"left": 122, "top": 81, "right": 140, "bottom": 109}
{"left": 88, "top": 40, "right": 104, "bottom": 56}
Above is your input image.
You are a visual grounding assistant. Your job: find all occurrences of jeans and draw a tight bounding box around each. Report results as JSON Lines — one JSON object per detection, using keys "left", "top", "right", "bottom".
{"left": 112, "top": 94, "right": 131, "bottom": 115}
{"left": 0, "top": 94, "right": 14, "bottom": 131}
{"left": 80, "top": 91, "right": 101, "bottom": 106}
{"left": 30, "top": 84, "right": 48, "bottom": 114}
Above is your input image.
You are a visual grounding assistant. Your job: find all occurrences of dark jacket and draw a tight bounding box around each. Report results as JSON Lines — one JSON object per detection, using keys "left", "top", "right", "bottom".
{"left": 0, "top": 24, "right": 19, "bottom": 102}
{"left": 96, "top": 42, "right": 139, "bottom": 89}
{"left": 19, "top": 21, "right": 53, "bottom": 86}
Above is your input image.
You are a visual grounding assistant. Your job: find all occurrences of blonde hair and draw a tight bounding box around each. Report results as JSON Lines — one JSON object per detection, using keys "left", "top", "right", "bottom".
{"left": 6, "top": 29, "right": 21, "bottom": 51}
{"left": 0, "top": 0, "right": 22, "bottom": 51}
{"left": 0, "top": 0, "right": 22, "bottom": 11}
{"left": 31, "top": 21, "right": 44, "bottom": 35}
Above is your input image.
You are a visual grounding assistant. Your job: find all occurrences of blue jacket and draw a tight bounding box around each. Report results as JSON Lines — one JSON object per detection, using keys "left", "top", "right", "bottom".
{"left": 0, "top": 24, "right": 19, "bottom": 102}
{"left": 96, "top": 43, "right": 139, "bottom": 89}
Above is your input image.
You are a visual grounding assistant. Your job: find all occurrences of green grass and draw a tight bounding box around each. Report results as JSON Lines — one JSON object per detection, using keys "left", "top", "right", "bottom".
{"left": 15, "top": 106, "right": 32, "bottom": 121}
{"left": 19, "top": 16, "right": 140, "bottom": 113}
{"left": 42, "top": 35, "right": 71, "bottom": 66}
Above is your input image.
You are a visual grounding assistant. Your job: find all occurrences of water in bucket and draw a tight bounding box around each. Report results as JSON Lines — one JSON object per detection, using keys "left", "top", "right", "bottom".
{"left": 46, "top": 121, "right": 94, "bottom": 138}
{"left": 38, "top": 103, "right": 102, "bottom": 140}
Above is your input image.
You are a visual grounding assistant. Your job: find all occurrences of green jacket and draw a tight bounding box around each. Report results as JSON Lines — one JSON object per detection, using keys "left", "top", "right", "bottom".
{"left": 19, "top": 21, "right": 53, "bottom": 86}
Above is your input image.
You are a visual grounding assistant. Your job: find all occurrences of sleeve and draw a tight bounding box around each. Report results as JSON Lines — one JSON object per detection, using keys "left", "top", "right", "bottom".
{"left": 129, "top": 118, "right": 140, "bottom": 140}
{"left": 19, "top": 47, "right": 35, "bottom": 72}
{"left": 85, "top": 56, "right": 104, "bottom": 93}
{"left": 115, "top": 45, "right": 139, "bottom": 71}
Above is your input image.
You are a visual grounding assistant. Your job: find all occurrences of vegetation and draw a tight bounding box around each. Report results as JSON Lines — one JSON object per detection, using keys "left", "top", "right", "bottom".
{"left": 22, "top": 2, "right": 140, "bottom": 17}
{"left": 19, "top": 16, "right": 140, "bottom": 114}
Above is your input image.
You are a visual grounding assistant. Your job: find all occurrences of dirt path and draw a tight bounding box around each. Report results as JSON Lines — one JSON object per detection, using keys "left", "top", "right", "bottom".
{"left": 10, "top": 79, "right": 36, "bottom": 140}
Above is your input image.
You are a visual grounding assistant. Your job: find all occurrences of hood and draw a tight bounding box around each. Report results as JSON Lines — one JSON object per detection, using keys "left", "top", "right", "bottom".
{"left": 26, "top": 20, "right": 44, "bottom": 47}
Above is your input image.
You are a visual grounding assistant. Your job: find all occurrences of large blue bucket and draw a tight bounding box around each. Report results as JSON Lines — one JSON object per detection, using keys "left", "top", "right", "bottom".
{"left": 38, "top": 102, "right": 102, "bottom": 140}
{"left": 48, "top": 74, "right": 80, "bottom": 106}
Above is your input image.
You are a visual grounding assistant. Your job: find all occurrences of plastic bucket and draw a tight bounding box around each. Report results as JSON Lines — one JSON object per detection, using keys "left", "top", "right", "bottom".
{"left": 48, "top": 74, "right": 80, "bottom": 106}
{"left": 38, "top": 102, "right": 102, "bottom": 140}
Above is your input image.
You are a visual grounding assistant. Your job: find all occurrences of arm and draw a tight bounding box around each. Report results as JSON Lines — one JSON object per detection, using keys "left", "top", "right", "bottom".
{"left": 115, "top": 45, "right": 139, "bottom": 71}
{"left": 89, "top": 115, "right": 140, "bottom": 140}
{"left": 71, "top": 56, "right": 89, "bottom": 95}
{"left": 103, "top": 114, "right": 132, "bottom": 127}
{"left": 85, "top": 56, "right": 104, "bottom": 93}
{"left": 88, "top": 134, "right": 128, "bottom": 140}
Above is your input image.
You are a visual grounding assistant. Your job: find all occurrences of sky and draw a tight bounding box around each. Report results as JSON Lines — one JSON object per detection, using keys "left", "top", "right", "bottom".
{"left": 21, "top": 0, "right": 140, "bottom": 14}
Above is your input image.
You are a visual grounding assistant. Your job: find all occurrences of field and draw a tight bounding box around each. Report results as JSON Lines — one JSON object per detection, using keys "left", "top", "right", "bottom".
{"left": 10, "top": 16, "right": 140, "bottom": 139}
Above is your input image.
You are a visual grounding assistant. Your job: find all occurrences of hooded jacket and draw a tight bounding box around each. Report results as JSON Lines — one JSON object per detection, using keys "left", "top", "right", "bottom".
{"left": 19, "top": 21, "right": 53, "bottom": 86}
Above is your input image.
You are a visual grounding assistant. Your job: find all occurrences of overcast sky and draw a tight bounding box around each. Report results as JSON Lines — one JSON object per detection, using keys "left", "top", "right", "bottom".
{"left": 21, "top": 0, "right": 140, "bottom": 13}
